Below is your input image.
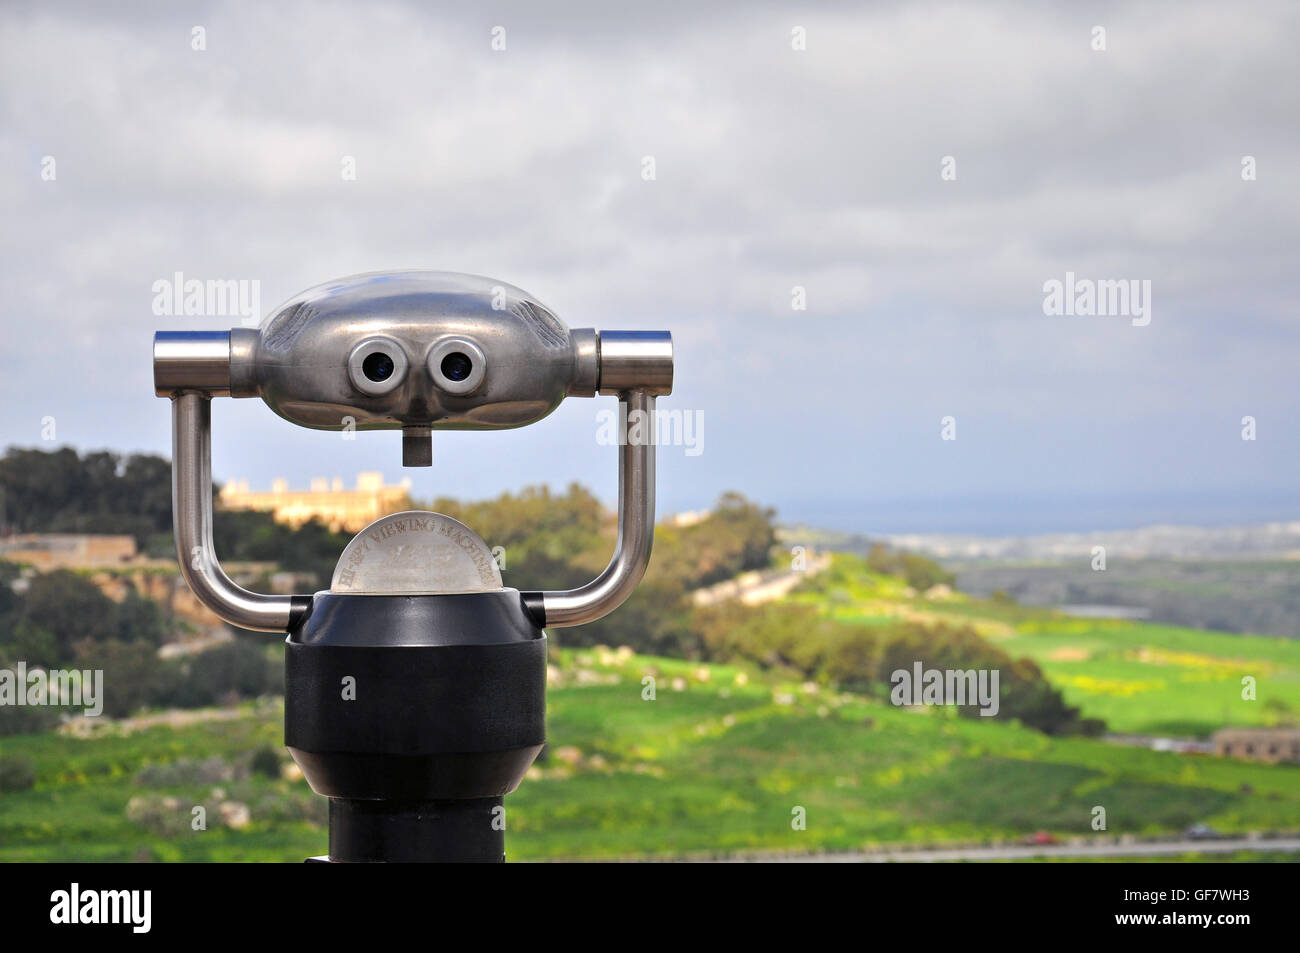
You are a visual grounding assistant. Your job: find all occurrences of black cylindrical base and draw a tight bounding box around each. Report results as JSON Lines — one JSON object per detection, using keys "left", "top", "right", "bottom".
{"left": 328, "top": 797, "right": 505, "bottom": 863}
{"left": 287, "top": 591, "right": 546, "bottom": 864}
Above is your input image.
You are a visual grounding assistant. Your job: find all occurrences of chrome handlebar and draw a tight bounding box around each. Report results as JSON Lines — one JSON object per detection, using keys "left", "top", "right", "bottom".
{"left": 154, "top": 271, "right": 673, "bottom": 632}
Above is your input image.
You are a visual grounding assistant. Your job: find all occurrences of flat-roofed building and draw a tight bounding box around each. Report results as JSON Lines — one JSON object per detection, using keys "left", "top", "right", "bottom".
{"left": 1213, "top": 727, "right": 1300, "bottom": 764}
{"left": 0, "top": 533, "right": 137, "bottom": 569}
{"left": 218, "top": 472, "right": 413, "bottom": 534}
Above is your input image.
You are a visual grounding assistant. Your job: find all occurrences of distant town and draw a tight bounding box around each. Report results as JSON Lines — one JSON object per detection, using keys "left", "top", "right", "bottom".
{"left": 218, "top": 472, "right": 413, "bottom": 534}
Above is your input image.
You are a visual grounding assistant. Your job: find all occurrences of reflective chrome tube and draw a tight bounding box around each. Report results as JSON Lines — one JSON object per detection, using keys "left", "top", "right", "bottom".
{"left": 154, "top": 331, "right": 232, "bottom": 397}
{"left": 539, "top": 390, "right": 656, "bottom": 627}
{"left": 172, "top": 392, "right": 296, "bottom": 631}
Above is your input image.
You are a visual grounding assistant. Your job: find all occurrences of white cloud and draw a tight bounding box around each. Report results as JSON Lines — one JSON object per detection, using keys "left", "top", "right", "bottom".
{"left": 1, "top": 0, "right": 1297, "bottom": 532}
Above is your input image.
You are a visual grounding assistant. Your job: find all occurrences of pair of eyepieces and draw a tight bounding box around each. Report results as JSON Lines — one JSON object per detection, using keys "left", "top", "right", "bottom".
{"left": 362, "top": 352, "right": 472, "bottom": 382}
{"left": 348, "top": 337, "right": 485, "bottom": 397}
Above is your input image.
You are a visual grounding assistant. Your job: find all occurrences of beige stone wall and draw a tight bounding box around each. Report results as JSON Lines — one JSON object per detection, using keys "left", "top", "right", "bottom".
{"left": 1212, "top": 728, "right": 1300, "bottom": 763}
{"left": 219, "top": 471, "right": 412, "bottom": 534}
{"left": 0, "top": 533, "right": 137, "bottom": 569}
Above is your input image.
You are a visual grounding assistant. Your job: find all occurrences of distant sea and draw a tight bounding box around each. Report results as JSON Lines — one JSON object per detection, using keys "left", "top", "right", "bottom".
{"left": 773, "top": 489, "right": 1300, "bottom": 537}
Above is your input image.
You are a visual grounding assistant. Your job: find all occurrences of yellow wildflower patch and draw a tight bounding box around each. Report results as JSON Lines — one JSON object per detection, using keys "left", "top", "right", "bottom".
{"left": 1058, "top": 674, "right": 1166, "bottom": 697}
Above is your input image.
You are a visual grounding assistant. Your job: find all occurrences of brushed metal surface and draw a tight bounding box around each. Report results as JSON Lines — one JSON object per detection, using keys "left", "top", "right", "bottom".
{"left": 171, "top": 392, "right": 294, "bottom": 631}
{"left": 331, "top": 511, "right": 503, "bottom": 595}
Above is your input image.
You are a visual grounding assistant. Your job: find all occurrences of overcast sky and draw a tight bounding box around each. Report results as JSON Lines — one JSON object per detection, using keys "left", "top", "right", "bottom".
{"left": 2, "top": 0, "right": 1297, "bottom": 534}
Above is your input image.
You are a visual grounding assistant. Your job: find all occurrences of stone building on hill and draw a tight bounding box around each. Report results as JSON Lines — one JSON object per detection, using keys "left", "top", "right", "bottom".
{"left": 218, "top": 472, "right": 413, "bottom": 534}
{"left": 0, "top": 533, "right": 137, "bottom": 569}
{"left": 1212, "top": 727, "right": 1300, "bottom": 764}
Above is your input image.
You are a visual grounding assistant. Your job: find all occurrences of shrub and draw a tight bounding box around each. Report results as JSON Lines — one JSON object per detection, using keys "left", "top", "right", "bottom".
{"left": 690, "top": 602, "right": 1103, "bottom": 735}
{"left": 134, "top": 755, "right": 238, "bottom": 787}
{"left": 0, "top": 698, "right": 62, "bottom": 736}
{"left": 125, "top": 794, "right": 193, "bottom": 837}
{"left": 0, "top": 755, "right": 37, "bottom": 792}
{"left": 250, "top": 746, "right": 282, "bottom": 779}
{"left": 157, "top": 640, "right": 280, "bottom": 709}
{"left": 72, "top": 639, "right": 163, "bottom": 718}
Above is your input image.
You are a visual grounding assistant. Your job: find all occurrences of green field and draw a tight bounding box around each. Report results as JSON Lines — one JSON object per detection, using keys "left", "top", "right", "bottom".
{"left": 4, "top": 556, "right": 1300, "bottom": 861}
{"left": 796, "top": 558, "right": 1300, "bottom": 737}
{"left": 1001, "top": 621, "right": 1300, "bottom": 736}
{"left": 3, "top": 644, "right": 1300, "bottom": 861}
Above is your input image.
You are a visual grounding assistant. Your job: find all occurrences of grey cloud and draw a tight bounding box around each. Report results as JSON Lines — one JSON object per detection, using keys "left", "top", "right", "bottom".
{"left": 1, "top": 0, "right": 1297, "bottom": 534}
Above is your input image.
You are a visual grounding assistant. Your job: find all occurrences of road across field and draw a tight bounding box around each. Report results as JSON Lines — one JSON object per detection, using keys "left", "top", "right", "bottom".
{"left": 740, "top": 837, "right": 1300, "bottom": 862}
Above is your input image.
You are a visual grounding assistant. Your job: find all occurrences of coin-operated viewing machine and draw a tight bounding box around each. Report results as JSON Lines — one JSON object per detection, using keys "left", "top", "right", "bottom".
{"left": 153, "top": 272, "right": 673, "bottom": 862}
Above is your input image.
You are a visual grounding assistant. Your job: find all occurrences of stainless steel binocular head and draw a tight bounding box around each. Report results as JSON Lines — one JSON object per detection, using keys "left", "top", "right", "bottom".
{"left": 154, "top": 271, "right": 673, "bottom": 634}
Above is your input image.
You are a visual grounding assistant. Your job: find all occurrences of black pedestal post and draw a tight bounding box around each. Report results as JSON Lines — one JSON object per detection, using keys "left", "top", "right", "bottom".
{"left": 285, "top": 591, "right": 546, "bottom": 863}
{"left": 328, "top": 797, "right": 505, "bottom": 863}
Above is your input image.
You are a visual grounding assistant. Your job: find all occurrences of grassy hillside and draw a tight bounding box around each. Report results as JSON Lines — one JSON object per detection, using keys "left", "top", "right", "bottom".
{"left": 952, "top": 557, "right": 1300, "bottom": 639}
{"left": 1000, "top": 620, "right": 1300, "bottom": 736}
{"left": 3, "top": 645, "right": 1299, "bottom": 861}
{"left": 4, "top": 451, "right": 1296, "bottom": 860}
{"left": 792, "top": 556, "right": 1300, "bottom": 737}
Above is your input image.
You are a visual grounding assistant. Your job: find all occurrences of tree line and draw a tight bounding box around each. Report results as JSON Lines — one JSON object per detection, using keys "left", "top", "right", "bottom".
{"left": 0, "top": 446, "right": 1097, "bottom": 736}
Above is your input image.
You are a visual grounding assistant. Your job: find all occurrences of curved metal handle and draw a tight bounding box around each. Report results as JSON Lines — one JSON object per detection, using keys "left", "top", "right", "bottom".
{"left": 171, "top": 392, "right": 305, "bottom": 632}
{"left": 532, "top": 390, "right": 657, "bottom": 628}
{"left": 155, "top": 321, "right": 672, "bottom": 632}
